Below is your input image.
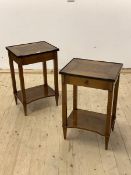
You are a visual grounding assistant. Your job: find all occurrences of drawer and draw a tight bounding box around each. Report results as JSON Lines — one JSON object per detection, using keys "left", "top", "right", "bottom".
{"left": 64, "top": 75, "right": 113, "bottom": 90}
{"left": 21, "top": 51, "right": 56, "bottom": 65}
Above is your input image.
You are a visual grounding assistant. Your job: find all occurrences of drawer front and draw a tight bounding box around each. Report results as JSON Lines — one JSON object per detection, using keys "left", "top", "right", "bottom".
{"left": 65, "top": 75, "right": 113, "bottom": 90}
{"left": 21, "top": 51, "right": 55, "bottom": 65}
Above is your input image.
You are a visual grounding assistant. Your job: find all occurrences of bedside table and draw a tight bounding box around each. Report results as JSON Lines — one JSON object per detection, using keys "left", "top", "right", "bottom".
{"left": 6, "top": 41, "right": 59, "bottom": 115}
{"left": 60, "top": 58, "right": 123, "bottom": 149}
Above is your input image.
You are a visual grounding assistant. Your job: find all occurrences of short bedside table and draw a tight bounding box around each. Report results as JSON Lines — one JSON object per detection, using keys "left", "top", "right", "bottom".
{"left": 6, "top": 41, "right": 59, "bottom": 115}
{"left": 60, "top": 58, "right": 123, "bottom": 150}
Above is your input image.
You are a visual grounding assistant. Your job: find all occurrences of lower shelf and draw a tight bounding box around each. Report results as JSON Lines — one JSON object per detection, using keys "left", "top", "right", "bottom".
{"left": 67, "top": 109, "right": 106, "bottom": 136}
{"left": 16, "top": 84, "right": 55, "bottom": 104}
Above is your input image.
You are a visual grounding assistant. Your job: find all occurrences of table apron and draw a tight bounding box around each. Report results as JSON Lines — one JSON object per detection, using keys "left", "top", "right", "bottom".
{"left": 8, "top": 51, "right": 57, "bottom": 65}
{"left": 64, "top": 75, "right": 113, "bottom": 91}
{"left": 21, "top": 51, "right": 56, "bottom": 65}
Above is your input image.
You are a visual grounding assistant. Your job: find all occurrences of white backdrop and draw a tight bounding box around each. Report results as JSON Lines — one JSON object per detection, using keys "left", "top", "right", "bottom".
{"left": 0, "top": 0, "right": 131, "bottom": 69}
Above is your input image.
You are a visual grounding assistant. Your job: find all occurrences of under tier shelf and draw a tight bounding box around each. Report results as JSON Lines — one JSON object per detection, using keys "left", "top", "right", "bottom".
{"left": 67, "top": 109, "right": 106, "bottom": 136}
{"left": 16, "top": 84, "right": 55, "bottom": 104}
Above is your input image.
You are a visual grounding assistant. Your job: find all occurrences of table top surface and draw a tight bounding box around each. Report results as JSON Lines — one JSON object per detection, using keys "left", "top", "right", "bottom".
{"left": 60, "top": 58, "right": 123, "bottom": 81}
{"left": 6, "top": 41, "right": 59, "bottom": 57}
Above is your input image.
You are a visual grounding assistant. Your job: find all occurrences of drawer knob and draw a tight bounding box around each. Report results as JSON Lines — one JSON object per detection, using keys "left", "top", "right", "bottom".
{"left": 85, "top": 80, "right": 89, "bottom": 84}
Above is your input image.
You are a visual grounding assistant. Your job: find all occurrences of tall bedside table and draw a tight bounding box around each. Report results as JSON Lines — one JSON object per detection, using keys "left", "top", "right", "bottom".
{"left": 59, "top": 58, "right": 123, "bottom": 150}
{"left": 6, "top": 41, "right": 59, "bottom": 115}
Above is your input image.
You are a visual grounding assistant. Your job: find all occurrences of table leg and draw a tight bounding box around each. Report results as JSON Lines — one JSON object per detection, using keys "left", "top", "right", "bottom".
{"left": 73, "top": 85, "right": 77, "bottom": 110}
{"left": 42, "top": 62, "right": 47, "bottom": 85}
{"left": 18, "top": 64, "right": 27, "bottom": 116}
{"left": 53, "top": 53, "right": 59, "bottom": 106}
{"left": 105, "top": 88, "right": 114, "bottom": 150}
{"left": 111, "top": 76, "right": 120, "bottom": 131}
{"left": 62, "top": 75, "right": 67, "bottom": 139}
{"left": 73, "top": 85, "right": 78, "bottom": 127}
{"left": 9, "top": 58, "right": 17, "bottom": 104}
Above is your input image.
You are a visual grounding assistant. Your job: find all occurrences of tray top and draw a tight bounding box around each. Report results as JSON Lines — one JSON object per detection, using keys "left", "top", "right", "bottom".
{"left": 6, "top": 41, "right": 59, "bottom": 57}
{"left": 60, "top": 58, "right": 123, "bottom": 81}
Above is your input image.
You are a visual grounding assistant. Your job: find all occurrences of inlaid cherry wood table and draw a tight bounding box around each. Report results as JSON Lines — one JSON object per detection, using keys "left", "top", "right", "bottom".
{"left": 6, "top": 41, "right": 59, "bottom": 115}
{"left": 60, "top": 58, "right": 123, "bottom": 150}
